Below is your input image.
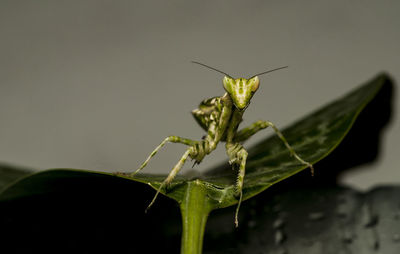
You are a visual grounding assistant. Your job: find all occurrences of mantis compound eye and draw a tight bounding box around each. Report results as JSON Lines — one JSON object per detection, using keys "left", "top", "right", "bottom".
{"left": 223, "top": 76, "right": 233, "bottom": 91}
{"left": 251, "top": 76, "right": 260, "bottom": 92}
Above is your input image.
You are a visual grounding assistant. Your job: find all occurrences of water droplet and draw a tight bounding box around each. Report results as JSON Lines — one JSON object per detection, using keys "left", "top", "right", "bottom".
{"left": 342, "top": 230, "right": 354, "bottom": 244}
{"left": 362, "top": 204, "right": 379, "bottom": 228}
{"left": 393, "top": 234, "right": 400, "bottom": 242}
{"left": 273, "top": 218, "right": 285, "bottom": 229}
{"left": 364, "top": 214, "right": 379, "bottom": 228}
{"left": 365, "top": 230, "right": 380, "bottom": 250}
{"left": 308, "top": 212, "right": 325, "bottom": 221}
{"left": 373, "top": 240, "right": 379, "bottom": 250}
{"left": 275, "top": 230, "right": 286, "bottom": 245}
{"left": 336, "top": 204, "right": 348, "bottom": 218}
{"left": 362, "top": 205, "right": 380, "bottom": 251}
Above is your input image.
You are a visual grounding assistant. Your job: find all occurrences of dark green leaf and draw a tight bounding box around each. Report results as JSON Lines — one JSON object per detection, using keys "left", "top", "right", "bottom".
{"left": 0, "top": 74, "right": 389, "bottom": 212}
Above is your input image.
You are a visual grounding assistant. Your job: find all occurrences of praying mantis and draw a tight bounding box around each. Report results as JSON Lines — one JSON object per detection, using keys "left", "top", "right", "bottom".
{"left": 133, "top": 62, "right": 313, "bottom": 227}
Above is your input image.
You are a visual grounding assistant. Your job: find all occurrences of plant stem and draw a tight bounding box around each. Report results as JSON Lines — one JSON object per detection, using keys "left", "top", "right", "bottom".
{"left": 180, "top": 180, "right": 213, "bottom": 254}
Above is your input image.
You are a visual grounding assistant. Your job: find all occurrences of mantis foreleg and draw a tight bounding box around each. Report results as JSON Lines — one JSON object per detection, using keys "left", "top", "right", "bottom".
{"left": 132, "top": 136, "right": 197, "bottom": 176}
{"left": 234, "top": 120, "right": 314, "bottom": 174}
{"left": 134, "top": 136, "right": 197, "bottom": 211}
{"left": 146, "top": 147, "right": 194, "bottom": 212}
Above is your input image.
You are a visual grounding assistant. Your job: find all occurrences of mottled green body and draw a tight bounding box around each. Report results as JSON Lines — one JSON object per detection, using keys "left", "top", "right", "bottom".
{"left": 134, "top": 66, "right": 313, "bottom": 227}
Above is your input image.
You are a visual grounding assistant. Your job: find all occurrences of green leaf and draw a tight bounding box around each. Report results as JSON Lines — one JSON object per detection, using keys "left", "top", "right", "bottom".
{"left": 0, "top": 73, "right": 390, "bottom": 253}
{"left": 0, "top": 73, "right": 388, "bottom": 205}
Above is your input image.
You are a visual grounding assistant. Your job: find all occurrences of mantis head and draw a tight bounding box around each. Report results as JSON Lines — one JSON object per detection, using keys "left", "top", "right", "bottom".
{"left": 191, "top": 61, "right": 288, "bottom": 110}
{"left": 223, "top": 76, "right": 259, "bottom": 110}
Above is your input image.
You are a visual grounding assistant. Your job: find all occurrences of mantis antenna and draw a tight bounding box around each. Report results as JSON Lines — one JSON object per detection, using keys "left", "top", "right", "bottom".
{"left": 249, "top": 66, "right": 288, "bottom": 79}
{"left": 191, "top": 61, "right": 233, "bottom": 78}
{"left": 192, "top": 61, "right": 288, "bottom": 80}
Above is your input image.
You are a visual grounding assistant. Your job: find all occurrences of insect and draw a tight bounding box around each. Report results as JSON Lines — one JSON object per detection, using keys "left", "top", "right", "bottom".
{"left": 133, "top": 62, "right": 313, "bottom": 227}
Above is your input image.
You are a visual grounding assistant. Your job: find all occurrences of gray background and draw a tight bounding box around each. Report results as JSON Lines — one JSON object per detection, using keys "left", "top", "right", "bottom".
{"left": 0, "top": 1, "right": 398, "bottom": 190}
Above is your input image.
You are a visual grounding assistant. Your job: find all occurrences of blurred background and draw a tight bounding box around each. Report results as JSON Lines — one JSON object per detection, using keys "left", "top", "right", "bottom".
{"left": 0, "top": 0, "right": 398, "bottom": 190}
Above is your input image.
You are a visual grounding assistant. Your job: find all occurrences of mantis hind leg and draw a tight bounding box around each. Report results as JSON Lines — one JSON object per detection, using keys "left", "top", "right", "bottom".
{"left": 264, "top": 121, "right": 314, "bottom": 175}
{"left": 132, "top": 136, "right": 196, "bottom": 176}
{"left": 234, "top": 120, "right": 314, "bottom": 175}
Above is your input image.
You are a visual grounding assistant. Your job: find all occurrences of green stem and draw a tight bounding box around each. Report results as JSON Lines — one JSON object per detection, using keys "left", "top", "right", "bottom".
{"left": 180, "top": 180, "right": 213, "bottom": 254}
